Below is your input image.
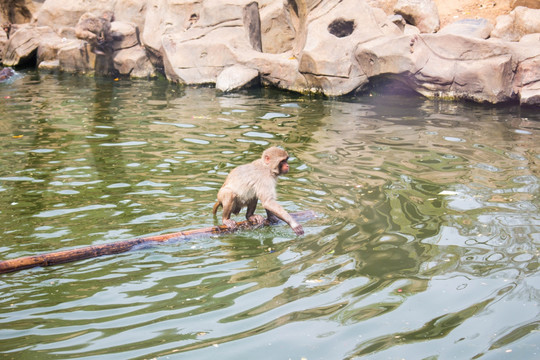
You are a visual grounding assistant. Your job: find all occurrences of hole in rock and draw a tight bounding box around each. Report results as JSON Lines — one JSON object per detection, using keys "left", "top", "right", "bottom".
{"left": 328, "top": 18, "right": 355, "bottom": 38}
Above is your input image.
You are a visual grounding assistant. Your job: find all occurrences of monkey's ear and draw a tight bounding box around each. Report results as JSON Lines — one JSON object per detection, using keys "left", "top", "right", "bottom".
{"left": 264, "top": 155, "right": 271, "bottom": 165}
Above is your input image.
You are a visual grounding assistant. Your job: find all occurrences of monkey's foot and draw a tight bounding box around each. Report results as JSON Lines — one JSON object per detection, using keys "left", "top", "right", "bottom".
{"left": 223, "top": 219, "right": 238, "bottom": 231}
{"left": 248, "top": 214, "right": 265, "bottom": 226}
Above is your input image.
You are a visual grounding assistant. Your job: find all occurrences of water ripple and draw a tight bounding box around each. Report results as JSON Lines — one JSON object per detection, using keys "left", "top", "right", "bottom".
{"left": 0, "top": 76, "right": 538, "bottom": 360}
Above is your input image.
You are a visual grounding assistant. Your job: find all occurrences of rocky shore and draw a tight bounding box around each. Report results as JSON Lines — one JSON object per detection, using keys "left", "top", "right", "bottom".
{"left": 1, "top": 0, "right": 539, "bottom": 105}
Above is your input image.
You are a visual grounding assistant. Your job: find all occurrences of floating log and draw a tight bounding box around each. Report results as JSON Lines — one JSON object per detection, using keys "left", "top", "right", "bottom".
{"left": 0, "top": 210, "right": 317, "bottom": 274}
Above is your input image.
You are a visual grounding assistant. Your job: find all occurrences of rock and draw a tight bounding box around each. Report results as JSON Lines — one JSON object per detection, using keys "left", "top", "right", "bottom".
{"left": 0, "top": 0, "right": 35, "bottom": 24}
{"left": 2, "top": 0, "right": 539, "bottom": 106}
{"left": 519, "top": 33, "right": 540, "bottom": 43}
{"left": 57, "top": 40, "right": 97, "bottom": 74}
{"left": 509, "top": 41, "right": 540, "bottom": 105}
{"left": 38, "top": 59, "right": 60, "bottom": 71}
{"left": 36, "top": 31, "right": 65, "bottom": 65}
{"left": 3, "top": 24, "right": 59, "bottom": 66}
{"left": 242, "top": 52, "right": 306, "bottom": 92}
{"left": 403, "top": 24, "right": 421, "bottom": 35}
{"left": 491, "top": 6, "right": 540, "bottom": 41}
{"left": 160, "top": 0, "right": 261, "bottom": 85}
{"left": 216, "top": 64, "right": 259, "bottom": 92}
{"left": 113, "top": 45, "right": 155, "bottom": 78}
{"left": 0, "top": 29, "right": 7, "bottom": 61}
{"left": 113, "top": 0, "right": 148, "bottom": 35}
{"left": 389, "top": 14, "right": 406, "bottom": 31}
{"left": 162, "top": 29, "right": 240, "bottom": 84}
{"left": 243, "top": 1, "right": 262, "bottom": 52}
{"left": 299, "top": 0, "right": 400, "bottom": 96}
{"left": 394, "top": 0, "right": 440, "bottom": 33}
{"left": 366, "top": 0, "right": 399, "bottom": 15}
{"left": 408, "top": 34, "right": 516, "bottom": 103}
{"left": 511, "top": 0, "right": 540, "bottom": 10}
{"left": 142, "top": 0, "right": 226, "bottom": 58}
{"left": 110, "top": 21, "right": 140, "bottom": 50}
{"left": 438, "top": 18, "right": 493, "bottom": 39}
{"left": 519, "top": 82, "right": 540, "bottom": 105}
{"left": 34, "top": 0, "right": 114, "bottom": 33}
{"left": 259, "top": 0, "right": 300, "bottom": 54}
{"left": 356, "top": 35, "right": 414, "bottom": 78}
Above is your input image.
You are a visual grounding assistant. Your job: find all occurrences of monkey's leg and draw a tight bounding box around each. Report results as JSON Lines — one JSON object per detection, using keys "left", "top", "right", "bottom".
{"left": 219, "top": 189, "right": 238, "bottom": 230}
{"left": 265, "top": 209, "right": 280, "bottom": 224}
{"left": 246, "top": 199, "right": 265, "bottom": 226}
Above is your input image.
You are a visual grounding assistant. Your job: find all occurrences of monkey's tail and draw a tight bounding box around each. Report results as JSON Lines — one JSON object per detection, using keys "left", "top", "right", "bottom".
{"left": 212, "top": 201, "right": 221, "bottom": 215}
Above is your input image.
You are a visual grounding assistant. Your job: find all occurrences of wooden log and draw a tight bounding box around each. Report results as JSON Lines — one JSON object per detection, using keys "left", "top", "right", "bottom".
{"left": 0, "top": 210, "right": 317, "bottom": 274}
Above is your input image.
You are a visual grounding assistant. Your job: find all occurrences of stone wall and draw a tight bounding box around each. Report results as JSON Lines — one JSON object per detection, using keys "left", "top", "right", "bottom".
{"left": 1, "top": 0, "right": 539, "bottom": 105}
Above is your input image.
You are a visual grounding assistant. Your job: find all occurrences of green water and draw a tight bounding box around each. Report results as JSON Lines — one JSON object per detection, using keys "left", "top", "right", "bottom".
{"left": 0, "top": 71, "right": 539, "bottom": 360}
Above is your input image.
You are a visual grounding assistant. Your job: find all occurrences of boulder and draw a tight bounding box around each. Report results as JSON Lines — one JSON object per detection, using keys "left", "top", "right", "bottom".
{"left": 110, "top": 21, "right": 140, "bottom": 50}
{"left": 34, "top": 0, "right": 113, "bottom": 33}
{"left": 142, "top": 0, "right": 221, "bottom": 58}
{"left": 259, "top": 1, "right": 297, "bottom": 54}
{"left": 408, "top": 34, "right": 516, "bottom": 103}
{"left": 162, "top": 28, "right": 240, "bottom": 84}
{"left": 113, "top": 45, "right": 155, "bottom": 78}
{"left": 508, "top": 41, "right": 540, "bottom": 105}
{"left": 57, "top": 40, "right": 97, "bottom": 74}
{"left": 216, "top": 64, "right": 259, "bottom": 92}
{"left": 366, "top": 0, "right": 399, "bottom": 15}
{"left": 160, "top": 0, "right": 262, "bottom": 84}
{"left": 519, "top": 82, "right": 540, "bottom": 105}
{"left": 2, "top": 24, "right": 59, "bottom": 66}
{"left": 519, "top": 33, "right": 540, "bottom": 43}
{"left": 394, "top": 0, "right": 440, "bottom": 33}
{"left": 242, "top": 52, "right": 307, "bottom": 92}
{"left": 299, "top": 0, "right": 401, "bottom": 95}
{"left": 356, "top": 35, "right": 414, "bottom": 78}
{"left": 0, "top": 0, "right": 35, "bottom": 24}
{"left": 113, "top": 0, "right": 148, "bottom": 35}
{"left": 511, "top": 0, "right": 540, "bottom": 9}
{"left": 438, "top": 18, "right": 493, "bottom": 39}
{"left": 38, "top": 59, "right": 60, "bottom": 71}
{"left": 0, "top": 29, "right": 7, "bottom": 61}
{"left": 2, "top": 0, "right": 539, "bottom": 106}
{"left": 36, "top": 32, "right": 66, "bottom": 65}
{"left": 491, "top": 6, "right": 540, "bottom": 41}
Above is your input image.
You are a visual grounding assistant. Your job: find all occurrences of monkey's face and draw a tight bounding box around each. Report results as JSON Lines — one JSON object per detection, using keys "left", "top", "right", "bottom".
{"left": 279, "top": 159, "right": 289, "bottom": 174}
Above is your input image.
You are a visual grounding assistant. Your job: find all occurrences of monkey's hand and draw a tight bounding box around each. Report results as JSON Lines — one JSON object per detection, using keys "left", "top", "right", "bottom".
{"left": 291, "top": 221, "right": 304, "bottom": 236}
{"left": 223, "top": 219, "right": 238, "bottom": 231}
{"left": 248, "top": 214, "right": 265, "bottom": 226}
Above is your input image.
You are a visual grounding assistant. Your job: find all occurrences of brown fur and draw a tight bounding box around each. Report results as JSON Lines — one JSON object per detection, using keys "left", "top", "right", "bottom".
{"left": 213, "top": 147, "right": 304, "bottom": 235}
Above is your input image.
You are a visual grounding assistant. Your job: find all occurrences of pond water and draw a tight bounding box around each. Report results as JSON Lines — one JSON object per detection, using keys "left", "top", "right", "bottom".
{"left": 0, "top": 71, "right": 539, "bottom": 360}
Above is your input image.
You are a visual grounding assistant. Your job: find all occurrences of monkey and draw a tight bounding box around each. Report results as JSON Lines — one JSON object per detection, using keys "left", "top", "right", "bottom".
{"left": 2, "top": 23, "right": 19, "bottom": 39}
{"left": 213, "top": 147, "right": 304, "bottom": 236}
{"left": 75, "top": 11, "right": 114, "bottom": 56}
{"left": 0, "top": 67, "right": 15, "bottom": 82}
{"left": 2, "top": 23, "right": 11, "bottom": 38}
{"left": 185, "top": 13, "right": 199, "bottom": 30}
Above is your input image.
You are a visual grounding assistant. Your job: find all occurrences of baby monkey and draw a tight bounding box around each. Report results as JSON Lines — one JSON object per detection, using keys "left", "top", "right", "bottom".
{"left": 213, "top": 147, "right": 304, "bottom": 236}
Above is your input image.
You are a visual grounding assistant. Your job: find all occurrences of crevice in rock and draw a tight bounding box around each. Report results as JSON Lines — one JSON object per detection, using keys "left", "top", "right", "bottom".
{"left": 243, "top": 2, "right": 262, "bottom": 52}
{"left": 357, "top": 74, "right": 422, "bottom": 97}
{"left": 14, "top": 47, "right": 37, "bottom": 68}
{"left": 328, "top": 18, "right": 355, "bottom": 38}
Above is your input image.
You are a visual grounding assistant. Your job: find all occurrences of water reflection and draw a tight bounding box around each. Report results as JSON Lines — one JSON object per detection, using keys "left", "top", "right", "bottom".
{"left": 0, "top": 72, "right": 538, "bottom": 359}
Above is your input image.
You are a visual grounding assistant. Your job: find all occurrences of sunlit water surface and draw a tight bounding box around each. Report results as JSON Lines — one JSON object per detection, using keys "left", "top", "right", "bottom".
{"left": 0, "top": 71, "right": 539, "bottom": 360}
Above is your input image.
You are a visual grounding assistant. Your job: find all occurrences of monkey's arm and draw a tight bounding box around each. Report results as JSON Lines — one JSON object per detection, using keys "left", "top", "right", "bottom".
{"left": 75, "top": 28, "right": 98, "bottom": 43}
{"left": 260, "top": 199, "right": 304, "bottom": 236}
